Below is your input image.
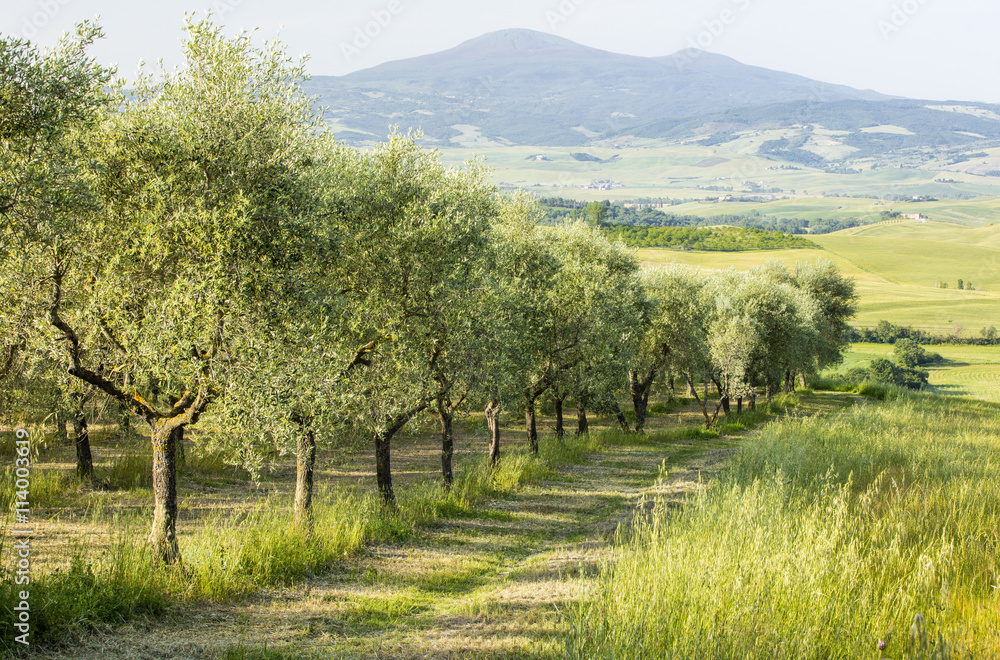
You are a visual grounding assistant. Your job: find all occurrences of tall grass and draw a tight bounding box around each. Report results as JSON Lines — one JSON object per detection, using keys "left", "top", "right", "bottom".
{"left": 1, "top": 523, "right": 171, "bottom": 651}
{"left": 106, "top": 444, "right": 153, "bottom": 490}
{"left": 567, "top": 391, "right": 1000, "bottom": 659}
{"left": 183, "top": 488, "right": 410, "bottom": 599}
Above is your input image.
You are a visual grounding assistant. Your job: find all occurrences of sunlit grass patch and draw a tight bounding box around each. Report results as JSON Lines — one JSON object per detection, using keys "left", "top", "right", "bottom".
{"left": 216, "top": 644, "right": 314, "bottom": 660}
{"left": 567, "top": 392, "right": 1000, "bottom": 658}
{"left": 106, "top": 444, "right": 153, "bottom": 490}
{"left": 1, "top": 521, "right": 171, "bottom": 651}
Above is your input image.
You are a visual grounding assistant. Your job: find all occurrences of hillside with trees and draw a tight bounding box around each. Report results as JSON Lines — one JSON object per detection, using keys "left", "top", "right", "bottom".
{"left": 540, "top": 197, "right": 882, "bottom": 235}
{"left": 608, "top": 225, "right": 817, "bottom": 251}
{"left": 3, "top": 21, "right": 995, "bottom": 659}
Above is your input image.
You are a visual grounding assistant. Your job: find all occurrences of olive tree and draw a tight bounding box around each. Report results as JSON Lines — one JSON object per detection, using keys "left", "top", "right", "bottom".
{"left": 791, "top": 258, "right": 858, "bottom": 384}
{"left": 547, "top": 225, "right": 644, "bottom": 436}
{"left": 517, "top": 222, "right": 641, "bottom": 449}
{"left": 0, "top": 23, "right": 111, "bottom": 434}
{"left": 319, "top": 135, "right": 501, "bottom": 506}
{"left": 628, "top": 265, "right": 709, "bottom": 432}
{"left": 476, "top": 197, "right": 561, "bottom": 465}
{"left": 43, "top": 21, "right": 324, "bottom": 563}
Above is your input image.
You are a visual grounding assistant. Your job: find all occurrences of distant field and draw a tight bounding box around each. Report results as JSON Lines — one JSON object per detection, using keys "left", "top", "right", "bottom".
{"left": 834, "top": 343, "right": 1000, "bottom": 402}
{"left": 441, "top": 144, "right": 1000, "bottom": 337}
{"left": 437, "top": 144, "right": 1000, "bottom": 202}
{"left": 635, "top": 217, "right": 1000, "bottom": 337}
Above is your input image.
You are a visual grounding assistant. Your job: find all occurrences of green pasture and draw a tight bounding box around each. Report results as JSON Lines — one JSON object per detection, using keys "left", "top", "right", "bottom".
{"left": 635, "top": 215, "right": 1000, "bottom": 336}
{"left": 835, "top": 343, "right": 1000, "bottom": 402}
{"left": 437, "top": 144, "right": 1000, "bottom": 201}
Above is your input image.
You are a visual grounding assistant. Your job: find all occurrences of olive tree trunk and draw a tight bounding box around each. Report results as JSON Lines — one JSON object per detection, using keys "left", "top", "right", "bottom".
{"left": 294, "top": 429, "right": 316, "bottom": 522}
{"left": 525, "top": 396, "right": 539, "bottom": 456}
{"left": 375, "top": 403, "right": 428, "bottom": 508}
{"left": 485, "top": 400, "right": 501, "bottom": 468}
{"left": 609, "top": 398, "right": 631, "bottom": 433}
{"left": 72, "top": 408, "right": 93, "bottom": 481}
{"left": 576, "top": 401, "right": 589, "bottom": 436}
{"left": 630, "top": 368, "right": 656, "bottom": 432}
{"left": 554, "top": 396, "right": 564, "bottom": 440}
{"left": 437, "top": 402, "right": 455, "bottom": 490}
{"left": 150, "top": 423, "right": 181, "bottom": 564}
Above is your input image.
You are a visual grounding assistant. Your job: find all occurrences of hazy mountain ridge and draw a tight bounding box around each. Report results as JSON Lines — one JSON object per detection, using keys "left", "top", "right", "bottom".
{"left": 304, "top": 29, "right": 1000, "bottom": 159}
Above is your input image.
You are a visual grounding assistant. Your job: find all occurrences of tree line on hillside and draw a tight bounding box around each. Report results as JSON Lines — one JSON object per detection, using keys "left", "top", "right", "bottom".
{"left": 607, "top": 225, "right": 816, "bottom": 251}
{"left": 852, "top": 320, "right": 1000, "bottom": 346}
{"left": 539, "top": 198, "right": 879, "bottom": 235}
{"left": 0, "top": 22, "right": 857, "bottom": 566}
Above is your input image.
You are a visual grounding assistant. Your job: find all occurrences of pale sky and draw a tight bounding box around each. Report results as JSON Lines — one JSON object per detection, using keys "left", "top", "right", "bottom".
{"left": 3, "top": 0, "right": 997, "bottom": 103}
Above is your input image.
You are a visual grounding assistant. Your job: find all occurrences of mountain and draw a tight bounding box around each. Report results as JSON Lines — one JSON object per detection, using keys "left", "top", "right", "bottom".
{"left": 303, "top": 29, "right": 1000, "bottom": 157}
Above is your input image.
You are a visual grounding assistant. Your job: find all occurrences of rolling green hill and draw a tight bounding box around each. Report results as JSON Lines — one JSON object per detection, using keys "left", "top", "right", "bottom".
{"left": 635, "top": 217, "right": 1000, "bottom": 337}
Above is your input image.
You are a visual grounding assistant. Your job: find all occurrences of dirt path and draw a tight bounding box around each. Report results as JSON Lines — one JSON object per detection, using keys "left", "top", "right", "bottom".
{"left": 39, "top": 438, "right": 732, "bottom": 658}
{"left": 33, "top": 393, "right": 854, "bottom": 659}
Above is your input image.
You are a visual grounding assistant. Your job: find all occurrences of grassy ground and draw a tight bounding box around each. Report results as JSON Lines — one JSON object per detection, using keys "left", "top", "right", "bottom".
{"left": 836, "top": 342, "right": 1000, "bottom": 402}
{"left": 568, "top": 390, "right": 1000, "bottom": 659}
{"left": 1, "top": 392, "right": 851, "bottom": 658}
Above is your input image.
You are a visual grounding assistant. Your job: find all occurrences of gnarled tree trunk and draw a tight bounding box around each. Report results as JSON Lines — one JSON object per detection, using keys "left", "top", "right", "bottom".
{"left": 610, "top": 398, "right": 631, "bottom": 433}
{"left": 576, "top": 400, "right": 589, "bottom": 435}
{"left": 485, "top": 400, "right": 501, "bottom": 468}
{"left": 711, "top": 376, "right": 730, "bottom": 416}
{"left": 375, "top": 429, "right": 394, "bottom": 506}
{"left": 687, "top": 372, "right": 721, "bottom": 430}
{"left": 437, "top": 401, "right": 455, "bottom": 490}
{"left": 375, "top": 403, "right": 429, "bottom": 508}
{"left": 72, "top": 407, "right": 93, "bottom": 481}
{"left": 630, "top": 368, "right": 657, "bottom": 433}
{"left": 150, "top": 423, "right": 180, "bottom": 564}
{"left": 294, "top": 429, "right": 316, "bottom": 522}
{"left": 525, "top": 396, "right": 539, "bottom": 456}
{"left": 554, "top": 396, "right": 564, "bottom": 440}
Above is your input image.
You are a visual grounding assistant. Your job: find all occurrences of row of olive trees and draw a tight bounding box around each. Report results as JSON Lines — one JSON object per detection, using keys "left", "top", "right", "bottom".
{"left": 627, "top": 260, "right": 857, "bottom": 432}
{"left": 0, "top": 21, "right": 855, "bottom": 566}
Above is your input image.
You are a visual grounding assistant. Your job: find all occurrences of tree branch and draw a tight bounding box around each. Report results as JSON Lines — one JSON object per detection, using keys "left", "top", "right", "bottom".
{"left": 340, "top": 337, "right": 381, "bottom": 379}
{"left": 0, "top": 340, "right": 23, "bottom": 381}
{"left": 49, "top": 263, "right": 161, "bottom": 421}
{"left": 98, "top": 316, "right": 128, "bottom": 356}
